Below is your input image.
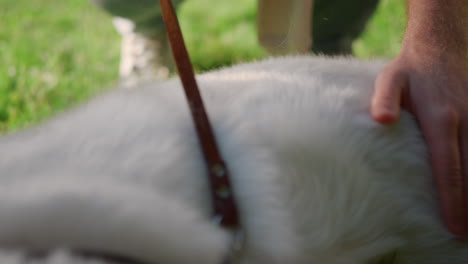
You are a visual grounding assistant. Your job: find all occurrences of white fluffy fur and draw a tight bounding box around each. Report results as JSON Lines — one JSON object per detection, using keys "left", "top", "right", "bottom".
{"left": 0, "top": 56, "right": 466, "bottom": 263}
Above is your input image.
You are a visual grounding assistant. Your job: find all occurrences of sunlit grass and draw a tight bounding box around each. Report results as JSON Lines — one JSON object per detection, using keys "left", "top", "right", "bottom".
{"left": 353, "top": 0, "right": 406, "bottom": 58}
{"left": 0, "top": 0, "right": 120, "bottom": 130}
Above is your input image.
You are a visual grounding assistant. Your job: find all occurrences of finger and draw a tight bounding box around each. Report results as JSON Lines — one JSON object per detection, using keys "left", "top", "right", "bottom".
{"left": 422, "top": 108, "right": 466, "bottom": 237}
{"left": 371, "top": 69, "right": 406, "bottom": 124}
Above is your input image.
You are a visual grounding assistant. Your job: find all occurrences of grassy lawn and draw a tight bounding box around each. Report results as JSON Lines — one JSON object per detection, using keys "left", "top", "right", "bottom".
{"left": 0, "top": 0, "right": 120, "bottom": 131}
{"left": 0, "top": 0, "right": 406, "bottom": 132}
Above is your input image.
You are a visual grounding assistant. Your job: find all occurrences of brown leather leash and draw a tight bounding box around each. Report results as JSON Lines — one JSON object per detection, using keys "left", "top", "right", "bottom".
{"left": 158, "top": 0, "right": 240, "bottom": 229}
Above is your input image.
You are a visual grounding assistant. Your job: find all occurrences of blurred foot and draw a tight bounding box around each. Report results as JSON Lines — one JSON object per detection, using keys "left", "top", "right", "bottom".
{"left": 113, "top": 17, "right": 173, "bottom": 86}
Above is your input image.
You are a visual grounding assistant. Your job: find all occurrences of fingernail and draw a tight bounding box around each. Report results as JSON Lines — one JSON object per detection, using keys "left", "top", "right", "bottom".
{"left": 373, "top": 110, "right": 397, "bottom": 124}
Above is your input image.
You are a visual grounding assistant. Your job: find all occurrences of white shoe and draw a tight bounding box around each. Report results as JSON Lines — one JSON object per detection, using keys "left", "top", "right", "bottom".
{"left": 113, "top": 17, "right": 173, "bottom": 86}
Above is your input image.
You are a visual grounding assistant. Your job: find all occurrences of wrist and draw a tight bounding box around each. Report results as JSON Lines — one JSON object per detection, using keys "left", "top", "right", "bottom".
{"left": 401, "top": 36, "right": 467, "bottom": 61}
{"left": 396, "top": 39, "right": 467, "bottom": 74}
{"left": 404, "top": 0, "right": 467, "bottom": 59}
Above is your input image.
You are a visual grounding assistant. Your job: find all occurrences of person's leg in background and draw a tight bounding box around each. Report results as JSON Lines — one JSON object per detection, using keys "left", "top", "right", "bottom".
{"left": 311, "top": 0, "right": 380, "bottom": 55}
{"left": 257, "top": 0, "right": 313, "bottom": 55}
{"left": 91, "top": 0, "right": 183, "bottom": 83}
{"left": 94, "top": 0, "right": 380, "bottom": 82}
{"left": 257, "top": 0, "right": 380, "bottom": 56}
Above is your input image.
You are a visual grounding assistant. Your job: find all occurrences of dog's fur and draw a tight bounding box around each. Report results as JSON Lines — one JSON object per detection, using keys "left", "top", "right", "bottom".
{"left": 0, "top": 56, "right": 466, "bottom": 264}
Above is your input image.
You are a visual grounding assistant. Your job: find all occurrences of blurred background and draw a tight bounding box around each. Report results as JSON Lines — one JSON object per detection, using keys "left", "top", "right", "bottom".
{"left": 0, "top": 0, "right": 405, "bottom": 132}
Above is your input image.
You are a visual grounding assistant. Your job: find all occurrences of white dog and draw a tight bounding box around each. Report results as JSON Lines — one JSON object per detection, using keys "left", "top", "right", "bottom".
{"left": 0, "top": 56, "right": 465, "bottom": 264}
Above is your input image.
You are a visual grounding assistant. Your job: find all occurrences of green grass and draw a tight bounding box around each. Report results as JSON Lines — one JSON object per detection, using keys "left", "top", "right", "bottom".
{"left": 354, "top": 0, "right": 406, "bottom": 58}
{"left": 179, "top": 0, "right": 266, "bottom": 70}
{"left": 0, "top": 0, "right": 120, "bottom": 131}
{"left": 0, "top": 0, "right": 406, "bottom": 132}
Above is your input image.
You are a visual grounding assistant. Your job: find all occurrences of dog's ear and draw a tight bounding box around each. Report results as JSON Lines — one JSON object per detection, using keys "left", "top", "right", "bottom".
{"left": 0, "top": 178, "right": 232, "bottom": 264}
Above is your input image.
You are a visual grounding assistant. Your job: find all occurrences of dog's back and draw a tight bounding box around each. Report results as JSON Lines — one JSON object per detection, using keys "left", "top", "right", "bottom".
{"left": 0, "top": 56, "right": 465, "bottom": 264}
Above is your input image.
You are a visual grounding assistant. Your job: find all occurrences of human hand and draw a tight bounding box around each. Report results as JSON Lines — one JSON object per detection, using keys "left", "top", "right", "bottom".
{"left": 371, "top": 45, "right": 468, "bottom": 237}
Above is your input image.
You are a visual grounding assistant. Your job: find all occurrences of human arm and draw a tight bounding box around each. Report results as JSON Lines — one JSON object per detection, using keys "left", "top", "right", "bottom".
{"left": 371, "top": 0, "right": 468, "bottom": 237}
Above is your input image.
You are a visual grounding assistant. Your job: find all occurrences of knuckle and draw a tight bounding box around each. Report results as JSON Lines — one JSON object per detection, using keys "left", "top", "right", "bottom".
{"left": 434, "top": 105, "right": 460, "bottom": 126}
{"left": 375, "top": 70, "right": 398, "bottom": 89}
{"left": 376, "top": 69, "right": 405, "bottom": 89}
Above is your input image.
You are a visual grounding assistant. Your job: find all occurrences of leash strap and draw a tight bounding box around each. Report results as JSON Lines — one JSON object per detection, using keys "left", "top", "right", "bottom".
{"left": 159, "top": 0, "right": 239, "bottom": 228}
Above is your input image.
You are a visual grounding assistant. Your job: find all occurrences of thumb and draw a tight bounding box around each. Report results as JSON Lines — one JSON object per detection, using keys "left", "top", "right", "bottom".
{"left": 371, "top": 67, "right": 406, "bottom": 124}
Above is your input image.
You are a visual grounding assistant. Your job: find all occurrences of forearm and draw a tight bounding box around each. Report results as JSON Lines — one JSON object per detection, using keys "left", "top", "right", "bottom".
{"left": 404, "top": 0, "right": 467, "bottom": 58}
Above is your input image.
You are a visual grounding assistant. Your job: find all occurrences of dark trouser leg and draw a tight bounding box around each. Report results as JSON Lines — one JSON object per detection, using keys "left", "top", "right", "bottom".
{"left": 311, "top": 0, "right": 380, "bottom": 55}
{"left": 91, "top": 0, "right": 183, "bottom": 37}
